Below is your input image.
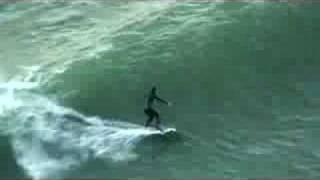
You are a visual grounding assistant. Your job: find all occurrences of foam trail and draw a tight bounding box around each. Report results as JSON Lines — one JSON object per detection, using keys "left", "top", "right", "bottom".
{"left": 0, "top": 81, "right": 160, "bottom": 179}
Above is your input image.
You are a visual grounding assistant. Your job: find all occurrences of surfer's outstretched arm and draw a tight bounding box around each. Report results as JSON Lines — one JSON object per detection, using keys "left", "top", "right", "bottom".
{"left": 155, "top": 96, "right": 170, "bottom": 105}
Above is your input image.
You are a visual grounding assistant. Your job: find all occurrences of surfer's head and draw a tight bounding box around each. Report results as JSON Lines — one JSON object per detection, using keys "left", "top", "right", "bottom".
{"left": 151, "top": 86, "right": 157, "bottom": 94}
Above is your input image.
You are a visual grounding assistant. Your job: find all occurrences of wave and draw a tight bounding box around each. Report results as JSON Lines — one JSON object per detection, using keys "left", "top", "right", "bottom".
{"left": 0, "top": 80, "right": 169, "bottom": 179}
{"left": 2, "top": 1, "right": 320, "bottom": 178}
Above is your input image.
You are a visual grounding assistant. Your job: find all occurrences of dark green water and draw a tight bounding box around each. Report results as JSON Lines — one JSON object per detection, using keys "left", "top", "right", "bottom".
{"left": 1, "top": 1, "right": 320, "bottom": 179}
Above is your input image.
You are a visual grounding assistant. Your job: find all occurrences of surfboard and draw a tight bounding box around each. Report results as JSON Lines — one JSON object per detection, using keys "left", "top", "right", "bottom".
{"left": 146, "top": 127, "right": 177, "bottom": 135}
{"left": 141, "top": 127, "right": 181, "bottom": 143}
{"left": 159, "top": 127, "right": 176, "bottom": 134}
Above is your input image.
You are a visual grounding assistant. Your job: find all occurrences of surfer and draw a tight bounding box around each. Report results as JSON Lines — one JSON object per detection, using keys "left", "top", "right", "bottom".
{"left": 144, "top": 86, "right": 171, "bottom": 130}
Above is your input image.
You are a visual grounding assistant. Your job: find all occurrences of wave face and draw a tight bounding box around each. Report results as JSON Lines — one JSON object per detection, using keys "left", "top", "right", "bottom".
{"left": 1, "top": 1, "right": 320, "bottom": 179}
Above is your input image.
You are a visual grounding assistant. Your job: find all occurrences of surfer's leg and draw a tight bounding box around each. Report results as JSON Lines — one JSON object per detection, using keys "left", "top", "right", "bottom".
{"left": 144, "top": 108, "right": 153, "bottom": 127}
{"left": 145, "top": 117, "right": 153, "bottom": 127}
{"left": 154, "top": 111, "right": 162, "bottom": 131}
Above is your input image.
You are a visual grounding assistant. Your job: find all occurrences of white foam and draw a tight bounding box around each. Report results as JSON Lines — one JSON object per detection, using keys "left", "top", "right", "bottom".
{"left": 0, "top": 82, "right": 158, "bottom": 179}
{"left": 12, "top": 137, "right": 78, "bottom": 180}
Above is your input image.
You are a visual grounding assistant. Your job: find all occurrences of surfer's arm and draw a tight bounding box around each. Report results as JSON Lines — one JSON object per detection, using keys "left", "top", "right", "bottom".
{"left": 155, "top": 96, "right": 170, "bottom": 105}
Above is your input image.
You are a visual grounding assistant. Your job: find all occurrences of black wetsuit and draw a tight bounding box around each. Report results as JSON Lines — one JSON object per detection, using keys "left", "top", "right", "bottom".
{"left": 144, "top": 87, "right": 169, "bottom": 130}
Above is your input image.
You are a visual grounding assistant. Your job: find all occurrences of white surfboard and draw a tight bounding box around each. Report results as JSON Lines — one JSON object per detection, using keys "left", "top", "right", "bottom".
{"left": 146, "top": 127, "right": 177, "bottom": 135}
{"left": 160, "top": 127, "right": 176, "bottom": 134}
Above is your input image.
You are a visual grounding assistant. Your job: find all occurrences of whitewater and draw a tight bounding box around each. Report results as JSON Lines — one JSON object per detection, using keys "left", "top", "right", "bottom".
{"left": 1, "top": 0, "right": 320, "bottom": 179}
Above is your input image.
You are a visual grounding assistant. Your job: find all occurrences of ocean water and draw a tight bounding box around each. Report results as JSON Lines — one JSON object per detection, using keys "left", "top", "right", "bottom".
{"left": 1, "top": 0, "right": 320, "bottom": 179}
